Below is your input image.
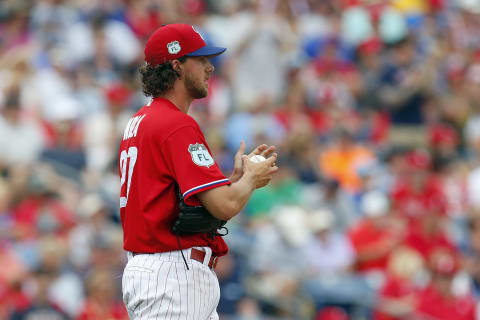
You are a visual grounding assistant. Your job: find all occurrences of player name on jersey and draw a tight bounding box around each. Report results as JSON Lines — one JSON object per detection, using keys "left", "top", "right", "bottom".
{"left": 123, "top": 115, "right": 146, "bottom": 141}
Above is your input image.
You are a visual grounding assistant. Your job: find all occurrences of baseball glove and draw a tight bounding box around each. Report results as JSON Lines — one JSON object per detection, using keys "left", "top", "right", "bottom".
{"left": 171, "top": 188, "right": 227, "bottom": 237}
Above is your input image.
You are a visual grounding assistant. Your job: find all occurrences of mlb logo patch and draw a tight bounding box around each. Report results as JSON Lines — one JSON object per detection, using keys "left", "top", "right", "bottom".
{"left": 167, "top": 41, "right": 181, "bottom": 54}
{"left": 188, "top": 143, "right": 214, "bottom": 168}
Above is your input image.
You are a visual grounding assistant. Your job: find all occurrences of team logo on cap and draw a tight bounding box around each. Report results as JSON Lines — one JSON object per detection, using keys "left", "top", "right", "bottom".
{"left": 188, "top": 143, "right": 214, "bottom": 168}
{"left": 167, "top": 41, "right": 181, "bottom": 54}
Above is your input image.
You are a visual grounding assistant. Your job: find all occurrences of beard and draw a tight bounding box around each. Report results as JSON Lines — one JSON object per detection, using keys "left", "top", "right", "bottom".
{"left": 185, "top": 73, "right": 208, "bottom": 99}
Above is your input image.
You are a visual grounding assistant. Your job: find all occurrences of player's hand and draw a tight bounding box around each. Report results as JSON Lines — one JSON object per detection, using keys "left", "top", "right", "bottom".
{"left": 249, "top": 143, "right": 276, "bottom": 159}
{"left": 229, "top": 142, "right": 276, "bottom": 183}
{"left": 242, "top": 153, "right": 278, "bottom": 189}
{"left": 229, "top": 141, "right": 247, "bottom": 183}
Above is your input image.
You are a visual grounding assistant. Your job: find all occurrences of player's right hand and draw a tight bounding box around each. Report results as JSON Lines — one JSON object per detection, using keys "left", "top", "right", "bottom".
{"left": 242, "top": 153, "right": 278, "bottom": 189}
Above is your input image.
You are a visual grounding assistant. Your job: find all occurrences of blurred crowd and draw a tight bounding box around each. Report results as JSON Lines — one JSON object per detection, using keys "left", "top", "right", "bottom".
{"left": 1, "top": 0, "right": 480, "bottom": 319}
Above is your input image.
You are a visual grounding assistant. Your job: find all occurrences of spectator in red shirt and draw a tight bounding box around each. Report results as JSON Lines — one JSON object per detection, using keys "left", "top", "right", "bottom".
{"left": 316, "top": 306, "right": 349, "bottom": 320}
{"left": 391, "top": 149, "right": 447, "bottom": 222}
{"left": 0, "top": 247, "right": 29, "bottom": 319}
{"left": 76, "top": 268, "right": 128, "bottom": 320}
{"left": 13, "top": 170, "right": 75, "bottom": 240}
{"left": 10, "top": 267, "right": 70, "bottom": 320}
{"left": 274, "top": 84, "right": 310, "bottom": 134}
{"left": 403, "top": 201, "right": 456, "bottom": 260}
{"left": 124, "top": 1, "right": 162, "bottom": 41}
{"left": 349, "top": 191, "right": 404, "bottom": 273}
{"left": 373, "top": 247, "right": 424, "bottom": 320}
{"left": 415, "top": 249, "right": 476, "bottom": 320}
{"left": 429, "top": 123, "right": 459, "bottom": 161}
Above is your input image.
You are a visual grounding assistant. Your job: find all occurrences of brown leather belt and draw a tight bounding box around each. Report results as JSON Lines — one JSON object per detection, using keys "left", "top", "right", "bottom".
{"left": 190, "top": 248, "right": 218, "bottom": 269}
{"left": 132, "top": 248, "right": 218, "bottom": 269}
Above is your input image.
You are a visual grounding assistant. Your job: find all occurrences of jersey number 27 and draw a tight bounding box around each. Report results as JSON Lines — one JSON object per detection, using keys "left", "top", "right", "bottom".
{"left": 120, "top": 146, "right": 138, "bottom": 208}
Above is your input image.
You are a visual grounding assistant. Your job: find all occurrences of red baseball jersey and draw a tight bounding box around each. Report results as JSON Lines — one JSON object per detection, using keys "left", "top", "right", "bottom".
{"left": 118, "top": 97, "right": 230, "bottom": 256}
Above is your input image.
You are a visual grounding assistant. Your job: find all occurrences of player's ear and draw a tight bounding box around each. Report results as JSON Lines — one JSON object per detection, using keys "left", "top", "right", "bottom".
{"left": 171, "top": 59, "right": 183, "bottom": 74}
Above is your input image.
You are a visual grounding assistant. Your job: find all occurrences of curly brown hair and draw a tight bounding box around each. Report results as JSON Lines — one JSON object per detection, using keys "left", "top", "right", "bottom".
{"left": 139, "top": 57, "right": 187, "bottom": 97}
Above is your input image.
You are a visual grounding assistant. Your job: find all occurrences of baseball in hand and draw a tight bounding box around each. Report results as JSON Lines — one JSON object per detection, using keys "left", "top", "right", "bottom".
{"left": 249, "top": 155, "right": 266, "bottom": 163}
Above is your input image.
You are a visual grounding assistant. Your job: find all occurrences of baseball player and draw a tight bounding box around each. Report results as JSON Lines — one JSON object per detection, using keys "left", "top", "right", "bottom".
{"left": 119, "top": 24, "right": 278, "bottom": 320}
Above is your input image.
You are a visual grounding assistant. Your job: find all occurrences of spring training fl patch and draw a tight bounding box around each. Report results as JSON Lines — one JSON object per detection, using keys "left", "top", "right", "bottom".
{"left": 167, "top": 41, "right": 181, "bottom": 54}
{"left": 188, "top": 143, "right": 214, "bottom": 168}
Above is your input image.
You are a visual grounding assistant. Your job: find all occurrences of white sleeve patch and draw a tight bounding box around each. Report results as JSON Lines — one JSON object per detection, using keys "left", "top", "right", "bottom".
{"left": 188, "top": 143, "right": 214, "bottom": 168}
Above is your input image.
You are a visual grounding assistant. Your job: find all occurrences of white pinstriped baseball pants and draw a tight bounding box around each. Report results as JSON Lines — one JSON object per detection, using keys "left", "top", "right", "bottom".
{"left": 122, "top": 247, "right": 220, "bottom": 320}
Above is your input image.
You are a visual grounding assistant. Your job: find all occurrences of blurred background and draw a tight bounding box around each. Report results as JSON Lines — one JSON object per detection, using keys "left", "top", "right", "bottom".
{"left": 1, "top": 0, "right": 480, "bottom": 319}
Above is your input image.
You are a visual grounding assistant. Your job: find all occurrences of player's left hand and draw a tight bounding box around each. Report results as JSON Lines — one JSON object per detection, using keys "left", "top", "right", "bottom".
{"left": 229, "top": 141, "right": 276, "bottom": 183}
